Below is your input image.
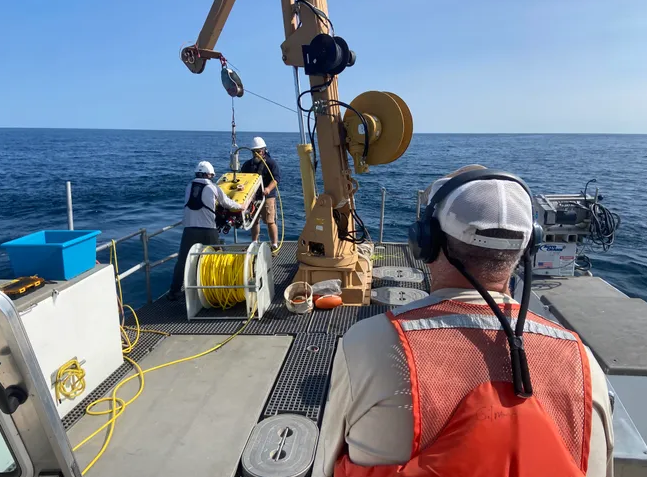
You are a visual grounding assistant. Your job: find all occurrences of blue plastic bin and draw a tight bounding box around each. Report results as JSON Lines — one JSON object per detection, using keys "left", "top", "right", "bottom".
{"left": 1, "top": 230, "right": 101, "bottom": 281}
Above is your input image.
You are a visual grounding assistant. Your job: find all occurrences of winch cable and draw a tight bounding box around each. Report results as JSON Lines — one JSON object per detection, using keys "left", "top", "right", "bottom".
{"left": 245, "top": 89, "right": 304, "bottom": 115}
{"left": 225, "top": 60, "right": 308, "bottom": 118}
{"left": 73, "top": 242, "right": 254, "bottom": 475}
{"left": 230, "top": 97, "right": 238, "bottom": 154}
{"left": 222, "top": 60, "right": 317, "bottom": 189}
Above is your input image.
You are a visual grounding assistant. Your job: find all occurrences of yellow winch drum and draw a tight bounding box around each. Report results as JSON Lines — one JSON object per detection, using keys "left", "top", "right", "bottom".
{"left": 183, "top": 242, "right": 275, "bottom": 320}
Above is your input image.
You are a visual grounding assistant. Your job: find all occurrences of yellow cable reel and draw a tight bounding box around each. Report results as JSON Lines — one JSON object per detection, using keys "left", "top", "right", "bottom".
{"left": 197, "top": 247, "right": 252, "bottom": 310}
{"left": 343, "top": 91, "right": 414, "bottom": 174}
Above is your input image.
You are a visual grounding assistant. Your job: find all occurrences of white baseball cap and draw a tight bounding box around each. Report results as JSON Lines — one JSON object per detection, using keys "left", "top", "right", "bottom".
{"left": 428, "top": 166, "right": 533, "bottom": 251}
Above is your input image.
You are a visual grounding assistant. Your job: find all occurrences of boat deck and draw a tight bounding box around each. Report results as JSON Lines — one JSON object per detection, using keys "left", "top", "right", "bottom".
{"left": 68, "top": 335, "right": 293, "bottom": 477}
{"left": 63, "top": 243, "right": 429, "bottom": 476}
{"left": 62, "top": 242, "right": 647, "bottom": 476}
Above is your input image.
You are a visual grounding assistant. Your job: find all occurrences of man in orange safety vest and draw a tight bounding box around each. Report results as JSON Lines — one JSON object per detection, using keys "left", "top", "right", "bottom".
{"left": 313, "top": 165, "right": 614, "bottom": 477}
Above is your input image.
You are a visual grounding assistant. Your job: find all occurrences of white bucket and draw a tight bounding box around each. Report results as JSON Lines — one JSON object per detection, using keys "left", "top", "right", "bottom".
{"left": 284, "top": 282, "right": 313, "bottom": 314}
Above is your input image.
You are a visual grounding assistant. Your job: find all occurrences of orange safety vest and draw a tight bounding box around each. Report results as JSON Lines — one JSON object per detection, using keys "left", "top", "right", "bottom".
{"left": 335, "top": 299, "right": 592, "bottom": 477}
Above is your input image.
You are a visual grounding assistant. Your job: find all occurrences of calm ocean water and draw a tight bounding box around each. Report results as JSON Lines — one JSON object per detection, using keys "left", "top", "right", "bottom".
{"left": 1, "top": 128, "right": 646, "bottom": 306}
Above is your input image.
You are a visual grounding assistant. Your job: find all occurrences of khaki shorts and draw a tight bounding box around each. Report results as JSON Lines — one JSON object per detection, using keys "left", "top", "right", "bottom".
{"left": 258, "top": 197, "right": 276, "bottom": 225}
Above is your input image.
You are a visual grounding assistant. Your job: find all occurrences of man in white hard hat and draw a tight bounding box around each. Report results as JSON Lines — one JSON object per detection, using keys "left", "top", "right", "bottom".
{"left": 313, "top": 165, "right": 613, "bottom": 477}
{"left": 167, "top": 161, "right": 244, "bottom": 301}
{"left": 241, "top": 137, "right": 281, "bottom": 253}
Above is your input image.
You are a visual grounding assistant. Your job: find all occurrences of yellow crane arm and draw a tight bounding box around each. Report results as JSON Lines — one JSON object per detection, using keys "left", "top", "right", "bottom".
{"left": 181, "top": 0, "right": 413, "bottom": 305}
{"left": 181, "top": 0, "right": 237, "bottom": 74}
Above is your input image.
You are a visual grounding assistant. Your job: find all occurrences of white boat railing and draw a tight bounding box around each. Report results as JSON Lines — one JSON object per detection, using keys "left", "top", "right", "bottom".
{"left": 95, "top": 221, "right": 183, "bottom": 304}
{"left": 39, "top": 183, "right": 423, "bottom": 303}
{"left": 91, "top": 188, "right": 424, "bottom": 303}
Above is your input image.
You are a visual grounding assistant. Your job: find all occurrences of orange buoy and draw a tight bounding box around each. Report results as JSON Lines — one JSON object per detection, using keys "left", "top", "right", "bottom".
{"left": 314, "top": 294, "right": 343, "bottom": 309}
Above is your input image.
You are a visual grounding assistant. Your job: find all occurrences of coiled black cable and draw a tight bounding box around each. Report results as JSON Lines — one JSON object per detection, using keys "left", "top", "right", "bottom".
{"left": 562, "top": 180, "right": 621, "bottom": 253}
{"left": 587, "top": 201, "right": 621, "bottom": 252}
{"left": 333, "top": 209, "right": 368, "bottom": 244}
{"left": 294, "top": 0, "right": 335, "bottom": 35}
{"left": 325, "top": 99, "right": 369, "bottom": 163}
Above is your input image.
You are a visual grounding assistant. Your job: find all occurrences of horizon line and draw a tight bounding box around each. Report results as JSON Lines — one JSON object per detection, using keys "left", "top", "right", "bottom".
{"left": 1, "top": 126, "right": 646, "bottom": 135}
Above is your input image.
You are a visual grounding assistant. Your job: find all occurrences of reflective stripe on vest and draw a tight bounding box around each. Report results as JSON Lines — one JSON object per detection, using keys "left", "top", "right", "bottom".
{"left": 399, "top": 313, "right": 577, "bottom": 341}
{"left": 334, "top": 299, "right": 592, "bottom": 477}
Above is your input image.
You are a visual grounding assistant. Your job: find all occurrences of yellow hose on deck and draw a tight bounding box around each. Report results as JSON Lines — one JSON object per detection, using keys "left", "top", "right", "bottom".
{"left": 73, "top": 241, "right": 255, "bottom": 475}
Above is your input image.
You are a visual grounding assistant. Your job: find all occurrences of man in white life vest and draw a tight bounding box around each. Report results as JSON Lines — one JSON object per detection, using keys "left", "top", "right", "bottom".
{"left": 314, "top": 165, "right": 614, "bottom": 477}
{"left": 167, "top": 161, "right": 243, "bottom": 301}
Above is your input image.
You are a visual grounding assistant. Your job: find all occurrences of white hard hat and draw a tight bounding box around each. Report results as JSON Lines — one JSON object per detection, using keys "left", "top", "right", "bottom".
{"left": 428, "top": 167, "right": 533, "bottom": 251}
{"left": 250, "top": 137, "right": 267, "bottom": 150}
{"left": 195, "top": 161, "right": 215, "bottom": 175}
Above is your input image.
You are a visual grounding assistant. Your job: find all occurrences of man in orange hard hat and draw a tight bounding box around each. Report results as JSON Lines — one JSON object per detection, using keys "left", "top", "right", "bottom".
{"left": 313, "top": 165, "right": 614, "bottom": 477}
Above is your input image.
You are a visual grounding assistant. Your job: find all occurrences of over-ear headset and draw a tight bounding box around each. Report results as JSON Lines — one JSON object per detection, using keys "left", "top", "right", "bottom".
{"left": 408, "top": 168, "right": 544, "bottom": 398}
{"left": 408, "top": 168, "right": 543, "bottom": 264}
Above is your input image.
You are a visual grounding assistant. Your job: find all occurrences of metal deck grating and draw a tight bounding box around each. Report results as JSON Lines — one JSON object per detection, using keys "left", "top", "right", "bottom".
{"left": 307, "top": 309, "right": 335, "bottom": 334}
{"left": 329, "top": 304, "right": 393, "bottom": 336}
{"left": 129, "top": 242, "right": 428, "bottom": 336}
{"left": 371, "top": 276, "right": 431, "bottom": 291}
{"left": 68, "top": 243, "right": 428, "bottom": 428}
{"left": 263, "top": 333, "right": 337, "bottom": 423}
{"left": 372, "top": 243, "right": 428, "bottom": 269}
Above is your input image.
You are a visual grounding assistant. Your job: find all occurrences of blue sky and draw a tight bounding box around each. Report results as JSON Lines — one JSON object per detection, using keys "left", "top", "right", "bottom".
{"left": 1, "top": 0, "right": 645, "bottom": 133}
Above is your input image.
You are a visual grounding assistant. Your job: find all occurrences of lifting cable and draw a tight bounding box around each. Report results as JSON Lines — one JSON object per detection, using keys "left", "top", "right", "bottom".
{"left": 231, "top": 97, "right": 238, "bottom": 153}
{"left": 225, "top": 57, "right": 368, "bottom": 246}
{"left": 71, "top": 241, "right": 254, "bottom": 475}
{"left": 218, "top": 59, "right": 287, "bottom": 252}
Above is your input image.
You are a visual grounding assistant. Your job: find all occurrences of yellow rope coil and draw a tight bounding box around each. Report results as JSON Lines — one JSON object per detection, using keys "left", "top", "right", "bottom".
{"left": 54, "top": 359, "right": 86, "bottom": 403}
{"left": 199, "top": 247, "right": 250, "bottom": 309}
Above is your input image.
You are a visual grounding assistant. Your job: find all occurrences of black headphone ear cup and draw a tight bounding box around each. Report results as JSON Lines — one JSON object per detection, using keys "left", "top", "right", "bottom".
{"left": 408, "top": 221, "right": 426, "bottom": 261}
{"left": 409, "top": 206, "right": 445, "bottom": 263}
{"left": 427, "top": 217, "right": 443, "bottom": 263}
{"left": 528, "top": 223, "right": 544, "bottom": 257}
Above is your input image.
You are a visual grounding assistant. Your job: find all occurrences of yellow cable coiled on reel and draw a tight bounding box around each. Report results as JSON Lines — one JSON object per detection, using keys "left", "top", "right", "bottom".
{"left": 199, "top": 246, "right": 251, "bottom": 310}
